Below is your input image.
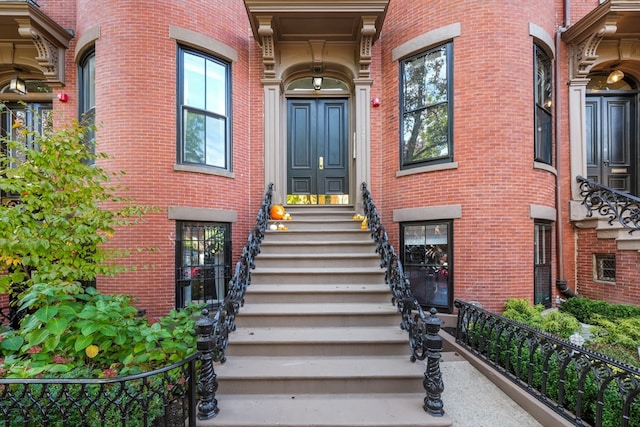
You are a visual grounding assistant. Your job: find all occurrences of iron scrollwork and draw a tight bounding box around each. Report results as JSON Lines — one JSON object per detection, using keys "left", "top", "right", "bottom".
{"left": 577, "top": 175, "right": 640, "bottom": 234}
{"left": 361, "top": 182, "right": 445, "bottom": 417}
{"left": 195, "top": 183, "right": 273, "bottom": 420}
{"left": 454, "top": 299, "right": 640, "bottom": 427}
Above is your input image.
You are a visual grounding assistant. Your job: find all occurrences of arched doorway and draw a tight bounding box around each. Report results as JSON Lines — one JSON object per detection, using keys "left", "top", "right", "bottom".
{"left": 285, "top": 77, "right": 351, "bottom": 205}
{"left": 585, "top": 74, "right": 639, "bottom": 193}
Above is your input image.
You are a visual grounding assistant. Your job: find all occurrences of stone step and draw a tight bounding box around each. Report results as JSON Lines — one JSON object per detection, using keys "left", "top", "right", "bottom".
{"left": 269, "top": 218, "right": 365, "bottom": 231}
{"left": 235, "top": 302, "right": 399, "bottom": 327}
{"left": 250, "top": 267, "right": 385, "bottom": 285}
{"left": 244, "top": 283, "right": 391, "bottom": 304}
{"left": 260, "top": 239, "right": 376, "bottom": 254}
{"left": 216, "top": 355, "right": 425, "bottom": 395}
{"left": 226, "top": 326, "right": 409, "bottom": 357}
{"left": 264, "top": 229, "right": 372, "bottom": 242}
{"left": 196, "top": 393, "right": 451, "bottom": 427}
{"left": 254, "top": 252, "right": 381, "bottom": 268}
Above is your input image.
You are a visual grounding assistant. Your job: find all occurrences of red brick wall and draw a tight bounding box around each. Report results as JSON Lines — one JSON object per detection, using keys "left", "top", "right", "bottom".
{"left": 68, "top": 0, "right": 256, "bottom": 317}
{"left": 576, "top": 229, "right": 640, "bottom": 305}
{"left": 379, "top": 0, "right": 559, "bottom": 312}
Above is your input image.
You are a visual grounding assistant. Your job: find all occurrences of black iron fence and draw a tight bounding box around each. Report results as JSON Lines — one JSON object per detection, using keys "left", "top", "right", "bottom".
{"left": 454, "top": 299, "right": 640, "bottom": 427}
{"left": 361, "top": 182, "right": 445, "bottom": 416}
{"left": 195, "top": 183, "right": 273, "bottom": 419}
{"left": 0, "top": 353, "right": 198, "bottom": 427}
{"left": 577, "top": 175, "right": 640, "bottom": 234}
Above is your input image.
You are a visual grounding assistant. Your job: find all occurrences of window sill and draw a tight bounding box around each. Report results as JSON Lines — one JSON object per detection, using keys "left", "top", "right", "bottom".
{"left": 533, "top": 161, "right": 557, "bottom": 175}
{"left": 396, "top": 162, "right": 458, "bottom": 177}
{"left": 174, "top": 164, "right": 235, "bottom": 178}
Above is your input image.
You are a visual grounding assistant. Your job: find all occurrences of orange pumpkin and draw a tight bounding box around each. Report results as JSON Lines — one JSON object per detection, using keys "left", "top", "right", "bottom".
{"left": 270, "top": 204, "right": 285, "bottom": 220}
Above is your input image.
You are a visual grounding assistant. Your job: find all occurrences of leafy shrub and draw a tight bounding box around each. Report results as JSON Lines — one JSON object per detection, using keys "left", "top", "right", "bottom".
{"left": 560, "top": 297, "right": 640, "bottom": 323}
{"left": 502, "top": 299, "right": 580, "bottom": 339}
{"left": 0, "top": 286, "right": 201, "bottom": 378}
{"left": 502, "top": 298, "right": 545, "bottom": 329}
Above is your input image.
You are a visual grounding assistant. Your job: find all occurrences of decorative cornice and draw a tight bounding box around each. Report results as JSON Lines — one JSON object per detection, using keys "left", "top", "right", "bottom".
{"left": 0, "top": 2, "right": 73, "bottom": 87}
{"left": 562, "top": 0, "right": 640, "bottom": 79}
{"left": 256, "top": 15, "right": 276, "bottom": 78}
{"left": 358, "top": 16, "right": 376, "bottom": 79}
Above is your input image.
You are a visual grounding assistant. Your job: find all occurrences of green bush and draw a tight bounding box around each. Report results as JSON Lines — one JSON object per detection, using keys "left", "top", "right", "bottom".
{"left": 502, "top": 299, "right": 580, "bottom": 339}
{"left": 560, "top": 297, "right": 640, "bottom": 323}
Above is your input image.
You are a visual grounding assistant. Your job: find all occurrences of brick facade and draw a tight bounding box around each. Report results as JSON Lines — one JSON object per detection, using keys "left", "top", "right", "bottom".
{"left": 1, "top": 0, "right": 638, "bottom": 319}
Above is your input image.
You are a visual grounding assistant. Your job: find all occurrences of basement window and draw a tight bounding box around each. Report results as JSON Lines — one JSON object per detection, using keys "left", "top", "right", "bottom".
{"left": 594, "top": 254, "right": 616, "bottom": 283}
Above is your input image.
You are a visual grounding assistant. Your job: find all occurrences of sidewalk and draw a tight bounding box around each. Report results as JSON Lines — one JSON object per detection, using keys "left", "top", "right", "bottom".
{"left": 440, "top": 356, "right": 542, "bottom": 427}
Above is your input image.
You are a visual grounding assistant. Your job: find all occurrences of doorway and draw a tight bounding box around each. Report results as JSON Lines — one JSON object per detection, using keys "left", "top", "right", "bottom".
{"left": 586, "top": 93, "right": 638, "bottom": 193}
{"left": 286, "top": 98, "right": 349, "bottom": 205}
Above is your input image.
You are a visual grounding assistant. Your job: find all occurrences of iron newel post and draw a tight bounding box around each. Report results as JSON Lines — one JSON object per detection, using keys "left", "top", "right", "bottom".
{"left": 196, "top": 309, "right": 220, "bottom": 420}
{"left": 423, "top": 308, "right": 445, "bottom": 416}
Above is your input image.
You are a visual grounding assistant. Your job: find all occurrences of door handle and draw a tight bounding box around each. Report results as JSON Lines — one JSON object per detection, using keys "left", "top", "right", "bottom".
{"left": 319, "top": 156, "right": 324, "bottom": 170}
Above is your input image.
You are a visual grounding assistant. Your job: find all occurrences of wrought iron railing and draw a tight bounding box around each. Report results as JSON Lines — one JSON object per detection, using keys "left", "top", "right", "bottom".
{"left": 454, "top": 299, "right": 640, "bottom": 427}
{"left": 0, "top": 353, "right": 198, "bottom": 427}
{"left": 577, "top": 175, "right": 640, "bottom": 234}
{"left": 361, "top": 182, "right": 445, "bottom": 416}
{"left": 195, "top": 183, "right": 273, "bottom": 419}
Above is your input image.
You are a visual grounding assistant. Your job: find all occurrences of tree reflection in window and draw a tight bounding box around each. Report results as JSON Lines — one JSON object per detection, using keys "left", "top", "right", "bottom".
{"left": 401, "top": 43, "right": 452, "bottom": 167}
{"left": 179, "top": 48, "right": 229, "bottom": 169}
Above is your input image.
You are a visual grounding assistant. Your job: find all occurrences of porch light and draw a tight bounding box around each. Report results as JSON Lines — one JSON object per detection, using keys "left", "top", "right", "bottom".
{"left": 312, "top": 76, "right": 323, "bottom": 90}
{"left": 9, "top": 76, "right": 26, "bottom": 95}
{"left": 606, "top": 69, "right": 624, "bottom": 84}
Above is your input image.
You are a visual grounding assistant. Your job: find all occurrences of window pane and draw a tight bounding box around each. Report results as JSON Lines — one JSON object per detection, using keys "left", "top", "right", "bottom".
{"left": 534, "top": 45, "right": 552, "bottom": 165}
{"left": 176, "top": 222, "right": 230, "bottom": 309}
{"left": 535, "top": 47, "right": 552, "bottom": 111}
{"left": 205, "top": 115, "right": 226, "bottom": 168}
{"left": 402, "top": 221, "right": 450, "bottom": 310}
{"left": 403, "top": 103, "right": 449, "bottom": 164}
{"left": 183, "top": 52, "right": 206, "bottom": 109}
{"left": 184, "top": 110, "right": 205, "bottom": 163}
{"left": 401, "top": 44, "right": 450, "bottom": 168}
{"left": 403, "top": 47, "right": 448, "bottom": 111}
{"left": 206, "top": 59, "right": 226, "bottom": 115}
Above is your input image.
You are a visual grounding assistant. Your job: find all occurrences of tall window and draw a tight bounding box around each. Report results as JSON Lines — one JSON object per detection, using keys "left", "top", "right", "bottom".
{"left": 534, "top": 221, "right": 552, "bottom": 307}
{"left": 175, "top": 222, "right": 231, "bottom": 309}
{"left": 401, "top": 221, "right": 452, "bottom": 312}
{"left": 400, "top": 43, "right": 452, "bottom": 169}
{"left": 534, "top": 44, "right": 552, "bottom": 164}
{"left": 78, "top": 50, "right": 96, "bottom": 157}
{"left": 178, "top": 47, "right": 231, "bottom": 169}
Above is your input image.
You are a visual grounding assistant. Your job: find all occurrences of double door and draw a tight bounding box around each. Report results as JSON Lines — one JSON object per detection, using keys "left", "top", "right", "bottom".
{"left": 287, "top": 99, "right": 349, "bottom": 205}
{"left": 586, "top": 95, "right": 637, "bottom": 193}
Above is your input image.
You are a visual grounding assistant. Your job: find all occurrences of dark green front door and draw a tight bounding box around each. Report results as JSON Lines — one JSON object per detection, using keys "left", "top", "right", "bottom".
{"left": 287, "top": 99, "right": 349, "bottom": 205}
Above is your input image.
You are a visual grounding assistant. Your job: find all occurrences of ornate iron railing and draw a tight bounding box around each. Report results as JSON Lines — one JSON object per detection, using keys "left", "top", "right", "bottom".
{"left": 577, "top": 175, "right": 640, "bottom": 234}
{"left": 195, "top": 183, "right": 273, "bottom": 419}
{"left": 454, "top": 299, "right": 640, "bottom": 427}
{"left": 361, "top": 182, "right": 445, "bottom": 416}
{"left": 0, "top": 353, "right": 198, "bottom": 427}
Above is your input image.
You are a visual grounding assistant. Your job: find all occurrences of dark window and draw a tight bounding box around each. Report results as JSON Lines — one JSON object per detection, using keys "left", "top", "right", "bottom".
{"left": 178, "top": 47, "right": 231, "bottom": 169}
{"left": 1, "top": 103, "right": 52, "bottom": 169}
{"left": 400, "top": 43, "right": 453, "bottom": 169}
{"left": 534, "top": 44, "right": 552, "bottom": 164}
{"left": 78, "top": 50, "right": 96, "bottom": 159}
{"left": 594, "top": 254, "right": 616, "bottom": 283}
{"left": 175, "top": 222, "right": 231, "bottom": 309}
{"left": 534, "top": 221, "right": 552, "bottom": 308}
{"left": 400, "top": 220, "right": 452, "bottom": 312}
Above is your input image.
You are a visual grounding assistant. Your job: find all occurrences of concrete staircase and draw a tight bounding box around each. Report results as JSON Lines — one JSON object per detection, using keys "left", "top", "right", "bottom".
{"left": 198, "top": 206, "right": 452, "bottom": 427}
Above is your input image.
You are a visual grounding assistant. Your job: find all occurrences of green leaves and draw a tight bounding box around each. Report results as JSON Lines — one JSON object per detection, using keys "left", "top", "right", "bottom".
{"left": 0, "top": 108, "right": 156, "bottom": 300}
